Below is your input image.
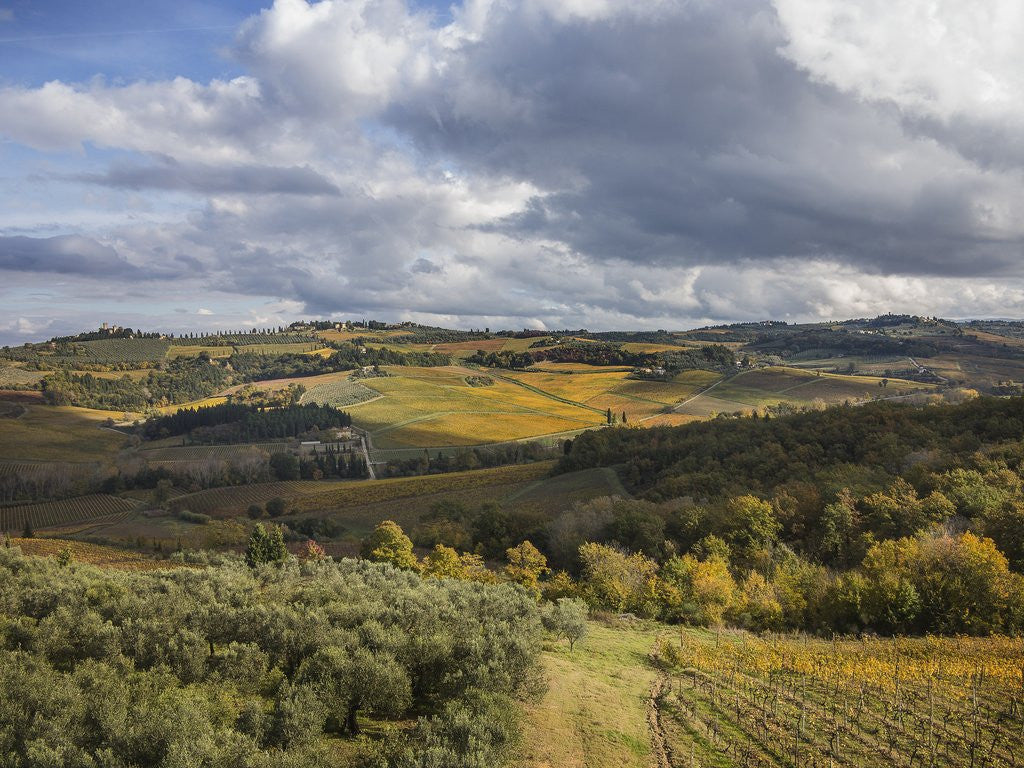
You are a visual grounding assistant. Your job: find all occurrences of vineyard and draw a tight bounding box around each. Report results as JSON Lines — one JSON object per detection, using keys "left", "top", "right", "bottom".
{"left": 1, "top": 338, "right": 170, "bottom": 364}
{"left": 300, "top": 378, "right": 380, "bottom": 407}
{"left": 138, "top": 442, "right": 292, "bottom": 462}
{"left": 168, "top": 333, "right": 320, "bottom": 347}
{"left": 8, "top": 537, "right": 180, "bottom": 571}
{"left": 654, "top": 629, "right": 1024, "bottom": 768}
{"left": 166, "top": 466, "right": 552, "bottom": 518}
{"left": 0, "top": 494, "right": 139, "bottom": 531}
{"left": 291, "top": 461, "right": 554, "bottom": 512}
{"left": 169, "top": 481, "right": 348, "bottom": 516}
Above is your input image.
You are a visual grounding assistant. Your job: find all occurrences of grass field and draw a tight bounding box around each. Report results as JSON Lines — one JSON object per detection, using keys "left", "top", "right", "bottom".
{"left": 348, "top": 366, "right": 603, "bottom": 448}
{"left": 0, "top": 366, "right": 46, "bottom": 387}
{"left": 521, "top": 620, "right": 662, "bottom": 768}
{"left": 9, "top": 537, "right": 181, "bottom": 570}
{"left": 0, "top": 404, "right": 128, "bottom": 461}
{"left": 670, "top": 366, "right": 934, "bottom": 419}
{"left": 501, "top": 367, "right": 723, "bottom": 423}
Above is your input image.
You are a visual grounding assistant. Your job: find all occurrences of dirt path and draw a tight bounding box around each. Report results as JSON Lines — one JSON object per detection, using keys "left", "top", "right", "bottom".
{"left": 647, "top": 675, "right": 673, "bottom": 768}
{"left": 350, "top": 426, "right": 377, "bottom": 480}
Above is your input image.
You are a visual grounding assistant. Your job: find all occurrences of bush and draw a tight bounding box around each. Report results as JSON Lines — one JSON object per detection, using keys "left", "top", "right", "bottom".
{"left": 177, "top": 509, "right": 211, "bottom": 524}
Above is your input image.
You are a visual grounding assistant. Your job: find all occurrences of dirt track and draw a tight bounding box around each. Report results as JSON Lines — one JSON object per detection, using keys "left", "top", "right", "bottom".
{"left": 648, "top": 675, "right": 673, "bottom": 768}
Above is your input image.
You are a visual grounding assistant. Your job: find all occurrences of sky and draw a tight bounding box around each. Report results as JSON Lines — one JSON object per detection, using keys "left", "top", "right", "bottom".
{"left": 1, "top": 0, "right": 1023, "bottom": 344}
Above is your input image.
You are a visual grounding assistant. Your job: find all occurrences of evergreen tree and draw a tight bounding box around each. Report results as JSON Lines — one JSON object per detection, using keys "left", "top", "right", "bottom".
{"left": 245, "top": 523, "right": 269, "bottom": 567}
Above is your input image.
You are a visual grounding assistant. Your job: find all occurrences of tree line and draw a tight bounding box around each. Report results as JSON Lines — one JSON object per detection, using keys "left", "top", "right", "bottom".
{"left": 141, "top": 402, "right": 352, "bottom": 444}
{"left": 467, "top": 341, "right": 735, "bottom": 372}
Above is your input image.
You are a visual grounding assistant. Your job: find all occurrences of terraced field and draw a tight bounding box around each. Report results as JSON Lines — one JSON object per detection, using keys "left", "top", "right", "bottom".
{"left": 0, "top": 459, "right": 101, "bottom": 491}
{"left": 233, "top": 342, "right": 322, "bottom": 355}
{"left": 291, "top": 462, "right": 553, "bottom": 514}
{"left": 0, "top": 494, "right": 139, "bottom": 531}
{"left": 1, "top": 338, "right": 171, "bottom": 365}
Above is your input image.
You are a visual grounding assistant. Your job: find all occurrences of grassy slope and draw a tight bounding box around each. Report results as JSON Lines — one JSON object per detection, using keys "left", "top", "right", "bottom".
{"left": 520, "top": 621, "right": 663, "bottom": 768}
{"left": 0, "top": 403, "right": 128, "bottom": 461}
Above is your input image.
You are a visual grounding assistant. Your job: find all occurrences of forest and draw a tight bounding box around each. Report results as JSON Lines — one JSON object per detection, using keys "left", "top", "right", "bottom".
{"left": 35, "top": 344, "right": 451, "bottom": 411}
{"left": 357, "top": 397, "right": 1024, "bottom": 637}
{"left": 141, "top": 402, "right": 353, "bottom": 443}
{"left": 0, "top": 546, "right": 543, "bottom": 767}
{"left": 42, "top": 360, "right": 229, "bottom": 410}
{"left": 467, "top": 341, "right": 735, "bottom": 371}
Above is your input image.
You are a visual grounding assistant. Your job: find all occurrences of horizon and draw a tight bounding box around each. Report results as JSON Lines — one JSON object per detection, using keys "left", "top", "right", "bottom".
{"left": 3, "top": 1, "right": 1024, "bottom": 345}
{"left": 6, "top": 311, "right": 1019, "bottom": 347}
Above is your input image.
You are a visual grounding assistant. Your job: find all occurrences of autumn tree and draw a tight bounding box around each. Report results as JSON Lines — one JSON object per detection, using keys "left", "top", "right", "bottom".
{"left": 362, "top": 520, "right": 419, "bottom": 571}
{"left": 504, "top": 540, "right": 549, "bottom": 598}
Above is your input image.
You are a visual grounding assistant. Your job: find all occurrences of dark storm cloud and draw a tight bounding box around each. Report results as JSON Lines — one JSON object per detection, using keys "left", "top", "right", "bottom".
{"left": 383, "top": 1, "right": 1024, "bottom": 278}
{"left": 0, "top": 234, "right": 141, "bottom": 276}
{"left": 73, "top": 156, "right": 340, "bottom": 196}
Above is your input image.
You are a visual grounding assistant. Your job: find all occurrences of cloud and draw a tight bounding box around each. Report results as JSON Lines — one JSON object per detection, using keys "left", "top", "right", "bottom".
{"left": 197, "top": 308, "right": 214, "bottom": 315}
{"left": 0, "top": 234, "right": 141, "bottom": 276}
{"left": 73, "top": 156, "right": 340, "bottom": 196}
{"left": 1, "top": 0, "right": 1024, "bottom": 334}
{"left": 772, "top": 0, "right": 1024, "bottom": 171}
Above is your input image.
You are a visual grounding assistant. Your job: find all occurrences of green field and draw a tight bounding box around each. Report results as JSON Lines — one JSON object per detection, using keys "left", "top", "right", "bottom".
{"left": 522, "top": 620, "right": 662, "bottom": 768}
